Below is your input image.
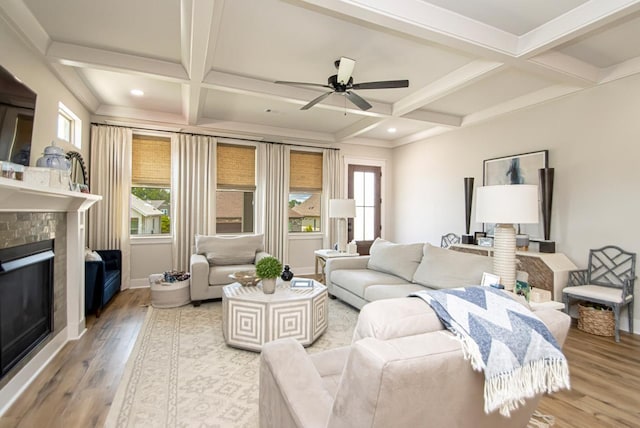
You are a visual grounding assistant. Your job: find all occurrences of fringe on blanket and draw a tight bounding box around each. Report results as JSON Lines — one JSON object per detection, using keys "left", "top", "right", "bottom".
{"left": 452, "top": 330, "right": 571, "bottom": 416}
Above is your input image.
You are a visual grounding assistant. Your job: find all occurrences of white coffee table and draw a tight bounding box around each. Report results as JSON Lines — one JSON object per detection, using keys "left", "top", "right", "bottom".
{"left": 222, "top": 278, "right": 328, "bottom": 352}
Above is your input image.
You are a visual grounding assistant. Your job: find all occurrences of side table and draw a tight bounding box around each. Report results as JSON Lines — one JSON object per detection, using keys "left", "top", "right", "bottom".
{"left": 149, "top": 275, "right": 191, "bottom": 308}
{"left": 314, "top": 249, "right": 360, "bottom": 283}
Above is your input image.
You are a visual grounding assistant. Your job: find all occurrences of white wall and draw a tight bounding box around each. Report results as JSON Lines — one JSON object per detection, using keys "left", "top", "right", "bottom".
{"left": 0, "top": 19, "right": 90, "bottom": 165}
{"left": 393, "top": 72, "right": 640, "bottom": 331}
{"left": 129, "top": 239, "right": 173, "bottom": 287}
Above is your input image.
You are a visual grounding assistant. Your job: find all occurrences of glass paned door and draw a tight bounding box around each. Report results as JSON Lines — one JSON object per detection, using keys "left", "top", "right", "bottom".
{"left": 348, "top": 164, "right": 381, "bottom": 255}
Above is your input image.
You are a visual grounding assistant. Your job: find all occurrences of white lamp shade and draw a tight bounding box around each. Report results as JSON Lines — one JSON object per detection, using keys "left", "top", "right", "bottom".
{"left": 475, "top": 185, "right": 539, "bottom": 224}
{"left": 329, "top": 199, "right": 356, "bottom": 218}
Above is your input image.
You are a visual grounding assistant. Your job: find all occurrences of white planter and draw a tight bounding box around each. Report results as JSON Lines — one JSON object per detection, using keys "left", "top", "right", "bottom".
{"left": 261, "top": 277, "right": 276, "bottom": 294}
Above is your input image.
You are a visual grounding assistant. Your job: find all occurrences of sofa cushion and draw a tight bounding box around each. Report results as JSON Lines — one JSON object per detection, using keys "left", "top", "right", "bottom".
{"left": 413, "top": 243, "right": 494, "bottom": 289}
{"left": 364, "top": 283, "right": 427, "bottom": 302}
{"left": 331, "top": 268, "right": 409, "bottom": 298}
{"left": 195, "top": 234, "right": 264, "bottom": 265}
{"left": 367, "top": 238, "right": 424, "bottom": 281}
{"left": 84, "top": 248, "right": 102, "bottom": 261}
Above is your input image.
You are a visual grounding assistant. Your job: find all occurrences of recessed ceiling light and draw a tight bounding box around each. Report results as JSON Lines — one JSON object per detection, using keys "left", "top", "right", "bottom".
{"left": 387, "top": 127, "right": 397, "bottom": 133}
{"left": 130, "top": 89, "right": 144, "bottom": 97}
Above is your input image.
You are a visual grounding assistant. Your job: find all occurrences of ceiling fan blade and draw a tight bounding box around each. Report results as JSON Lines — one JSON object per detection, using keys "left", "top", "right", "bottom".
{"left": 345, "top": 91, "right": 372, "bottom": 111}
{"left": 301, "top": 91, "right": 334, "bottom": 110}
{"left": 352, "top": 79, "right": 409, "bottom": 90}
{"left": 275, "top": 80, "right": 332, "bottom": 89}
{"left": 337, "top": 57, "right": 355, "bottom": 85}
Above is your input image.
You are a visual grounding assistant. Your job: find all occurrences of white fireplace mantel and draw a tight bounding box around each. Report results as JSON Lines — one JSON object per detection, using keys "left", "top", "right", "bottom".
{"left": 1, "top": 177, "right": 102, "bottom": 338}
{"left": 0, "top": 177, "right": 102, "bottom": 414}
{"left": 0, "top": 177, "right": 101, "bottom": 212}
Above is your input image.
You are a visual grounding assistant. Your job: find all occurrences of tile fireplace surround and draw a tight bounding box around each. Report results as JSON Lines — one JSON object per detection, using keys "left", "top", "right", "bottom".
{"left": 0, "top": 177, "right": 100, "bottom": 414}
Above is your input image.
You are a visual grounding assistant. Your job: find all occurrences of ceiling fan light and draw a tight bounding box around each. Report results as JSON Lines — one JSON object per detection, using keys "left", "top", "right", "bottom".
{"left": 387, "top": 127, "right": 397, "bottom": 133}
{"left": 130, "top": 89, "right": 144, "bottom": 97}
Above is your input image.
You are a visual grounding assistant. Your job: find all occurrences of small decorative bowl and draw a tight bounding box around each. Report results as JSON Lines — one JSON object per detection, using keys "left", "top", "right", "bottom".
{"left": 229, "top": 270, "right": 260, "bottom": 286}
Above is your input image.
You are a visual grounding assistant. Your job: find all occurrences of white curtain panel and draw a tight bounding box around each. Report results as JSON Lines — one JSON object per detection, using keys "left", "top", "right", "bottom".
{"left": 261, "top": 144, "right": 290, "bottom": 262}
{"left": 88, "top": 124, "right": 132, "bottom": 289}
{"left": 171, "top": 133, "right": 217, "bottom": 272}
{"left": 322, "top": 148, "right": 342, "bottom": 249}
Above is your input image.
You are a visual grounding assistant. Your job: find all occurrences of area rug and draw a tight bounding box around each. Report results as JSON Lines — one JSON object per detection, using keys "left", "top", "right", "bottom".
{"left": 106, "top": 299, "right": 555, "bottom": 427}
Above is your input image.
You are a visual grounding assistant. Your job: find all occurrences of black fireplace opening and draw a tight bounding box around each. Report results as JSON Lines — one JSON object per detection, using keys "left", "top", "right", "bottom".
{"left": 0, "top": 239, "right": 54, "bottom": 378}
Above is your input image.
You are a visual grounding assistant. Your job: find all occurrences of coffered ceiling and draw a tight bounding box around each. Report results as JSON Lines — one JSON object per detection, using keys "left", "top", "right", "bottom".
{"left": 2, "top": 0, "right": 640, "bottom": 147}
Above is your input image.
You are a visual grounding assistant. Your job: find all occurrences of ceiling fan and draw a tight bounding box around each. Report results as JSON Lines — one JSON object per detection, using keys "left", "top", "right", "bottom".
{"left": 275, "top": 57, "right": 409, "bottom": 111}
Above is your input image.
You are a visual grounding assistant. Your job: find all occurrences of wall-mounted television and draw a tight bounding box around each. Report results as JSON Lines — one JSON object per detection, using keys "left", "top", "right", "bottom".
{"left": 0, "top": 65, "right": 36, "bottom": 166}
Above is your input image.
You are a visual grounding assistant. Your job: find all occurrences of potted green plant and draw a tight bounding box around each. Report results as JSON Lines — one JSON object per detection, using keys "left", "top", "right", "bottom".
{"left": 255, "top": 256, "right": 282, "bottom": 294}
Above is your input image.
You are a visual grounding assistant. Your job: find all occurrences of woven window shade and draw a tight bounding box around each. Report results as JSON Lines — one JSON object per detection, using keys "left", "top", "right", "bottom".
{"left": 217, "top": 144, "right": 256, "bottom": 189}
{"left": 290, "top": 151, "right": 322, "bottom": 191}
{"left": 132, "top": 135, "right": 171, "bottom": 186}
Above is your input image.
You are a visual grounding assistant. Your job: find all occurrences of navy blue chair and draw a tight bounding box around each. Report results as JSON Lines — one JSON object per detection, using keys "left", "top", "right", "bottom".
{"left": 85, "top": 249, "right": 122, "bottom": 317}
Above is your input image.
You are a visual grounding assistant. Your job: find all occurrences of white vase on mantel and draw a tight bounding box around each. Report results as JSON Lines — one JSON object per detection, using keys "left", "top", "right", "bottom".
{"left": 261, "top": 277, "right": 276, "bottom": 294}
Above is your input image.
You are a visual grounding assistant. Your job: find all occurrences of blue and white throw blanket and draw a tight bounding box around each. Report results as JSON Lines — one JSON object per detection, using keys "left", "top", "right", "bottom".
{"left": 410, "top": 286, "right": 570, "bottom": 416}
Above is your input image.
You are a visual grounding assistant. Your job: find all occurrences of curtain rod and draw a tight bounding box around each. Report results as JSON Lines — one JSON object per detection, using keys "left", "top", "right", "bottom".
{"left": 90, "top": 122, "right": 340, "bottom": 151}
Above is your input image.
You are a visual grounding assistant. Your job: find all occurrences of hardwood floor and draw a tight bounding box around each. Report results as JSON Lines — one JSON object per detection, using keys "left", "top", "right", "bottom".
{"left": 0, "top": 288, "right": 638, "bottom": 427}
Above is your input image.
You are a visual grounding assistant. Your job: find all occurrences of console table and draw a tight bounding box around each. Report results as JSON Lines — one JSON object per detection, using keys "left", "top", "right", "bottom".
{"left": 450, "top": 244, "right": 577, "bottom": 302}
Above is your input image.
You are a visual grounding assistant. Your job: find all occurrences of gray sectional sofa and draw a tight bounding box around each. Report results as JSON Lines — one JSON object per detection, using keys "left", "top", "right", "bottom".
{"left": 324, "top": 238, "right": 495, "bottom": 309}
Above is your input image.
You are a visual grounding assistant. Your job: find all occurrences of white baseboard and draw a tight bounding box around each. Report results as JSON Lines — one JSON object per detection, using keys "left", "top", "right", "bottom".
{"left": 0, "top": 328, "right": 68, "bottom": 416}
{"left": 129, "top": 278, "right": 151, "bottom": 289}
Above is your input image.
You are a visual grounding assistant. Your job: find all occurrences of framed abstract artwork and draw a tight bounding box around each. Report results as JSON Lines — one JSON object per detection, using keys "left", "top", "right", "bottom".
{"left": 482, "top": 150, "right": 548, "bottom": 238}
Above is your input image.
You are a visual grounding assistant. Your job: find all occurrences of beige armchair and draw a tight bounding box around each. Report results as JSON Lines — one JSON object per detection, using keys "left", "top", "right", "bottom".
{"left": 260, "top": 297, "right": 571, "bottom": 428}
{"left": 190, "top": 234, "right": 269, "bottom": 305}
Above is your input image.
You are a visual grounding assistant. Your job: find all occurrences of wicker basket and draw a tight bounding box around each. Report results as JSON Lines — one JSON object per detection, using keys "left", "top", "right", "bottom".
{"left": 577, "top": 304, "right": 615, "bottom": 336}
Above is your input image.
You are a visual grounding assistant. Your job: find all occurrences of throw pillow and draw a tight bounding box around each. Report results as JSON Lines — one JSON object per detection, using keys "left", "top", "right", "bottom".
{"left": 413, "top": 243, "right": 494, "bottom": 289}
{"left": 367, "top": 238, "right": 424, "bottom": 281}
{"left": 196, "top": 234, "right": 264, "bottom": 266}
{"left": 84, "top": 248, "right": 102, "bottom": 261}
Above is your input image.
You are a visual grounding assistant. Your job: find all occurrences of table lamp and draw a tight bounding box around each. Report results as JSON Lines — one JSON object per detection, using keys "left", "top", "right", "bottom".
{"left": 329, "top": 199, "right": 356, "bottom": 253}
{"left": 475, "top": 185, "right": 538, "bottom": 291}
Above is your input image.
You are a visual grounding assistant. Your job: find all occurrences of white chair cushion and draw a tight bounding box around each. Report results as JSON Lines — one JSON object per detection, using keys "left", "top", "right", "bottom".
{"left": 195, "top": 234, "right": 264, "bottom": 265}
{"left": 367, "top": 238, "right": 424, "bottom": 282}
{"left": 563, "top": 284, "right": 631, "bottom": 303}
{"left": 413, "top": 243, "right": 493, "bottom": 289}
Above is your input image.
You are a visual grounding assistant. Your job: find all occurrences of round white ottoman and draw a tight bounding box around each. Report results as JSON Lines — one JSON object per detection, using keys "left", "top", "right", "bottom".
{"left": 150, "top": 277, "right": 190, "bottom": 308}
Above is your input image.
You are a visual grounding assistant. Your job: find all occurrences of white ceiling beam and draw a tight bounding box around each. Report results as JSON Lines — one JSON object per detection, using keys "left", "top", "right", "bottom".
{"left": 95, "top": 105, "right": 187, "bottom": 125}
{"left": 462, "top": 84, "right": 582, "bottom": 127}
{"left": 0, "top": 0, "right": 50, "bottom": 54}
{"left": 393, "top": 60, "right": 505, "bottom": 117}
{"left": 49, "top": 63, "right": 100, "bottom": 112}
{"left": 392, "top": 126, "right": 452, "bottom": 147}
{"left": 197, "top": 117, "right": 336, "bottom": 144}
{"left": 334, "top": 117, "right": 384, "bottom": 141}
{"left": 204, "top": 70, "right": 392, "bottom": 117}
{"left": 599, "top": 55, "right": 640, "bottom": 83}
{"left": 526, "top": 51, "right": 600, "bottom": 85}
{"left": 180, "top": 0, "right": 218, "bottom": 125}
{"left": 518, "top": 0, "right": 640, "bottom": 57}
{"left": 46, "top": 42, "right": 189, "bottom": 82}
{"left": 400, "top": 110, "right": 462, "bottom": 127}
{"left": 296, "top": 0, "right": 518, "bottom": 57}
{"left": 179, "top": 0, "right": 193, "bottom": 74}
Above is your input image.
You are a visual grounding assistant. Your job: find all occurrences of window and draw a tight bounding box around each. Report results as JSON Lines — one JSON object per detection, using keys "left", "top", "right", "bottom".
{"left": 216, "top": 144, "right": 256, "bottom": 233}
{"left": 289, "top": 151, "right": 322, "bottom": 233}
{"left": 57, "top": 102, "right": 81, "bottom": 148}
{"left": 130, "top": 135, "right": 171, "bottom": 235}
